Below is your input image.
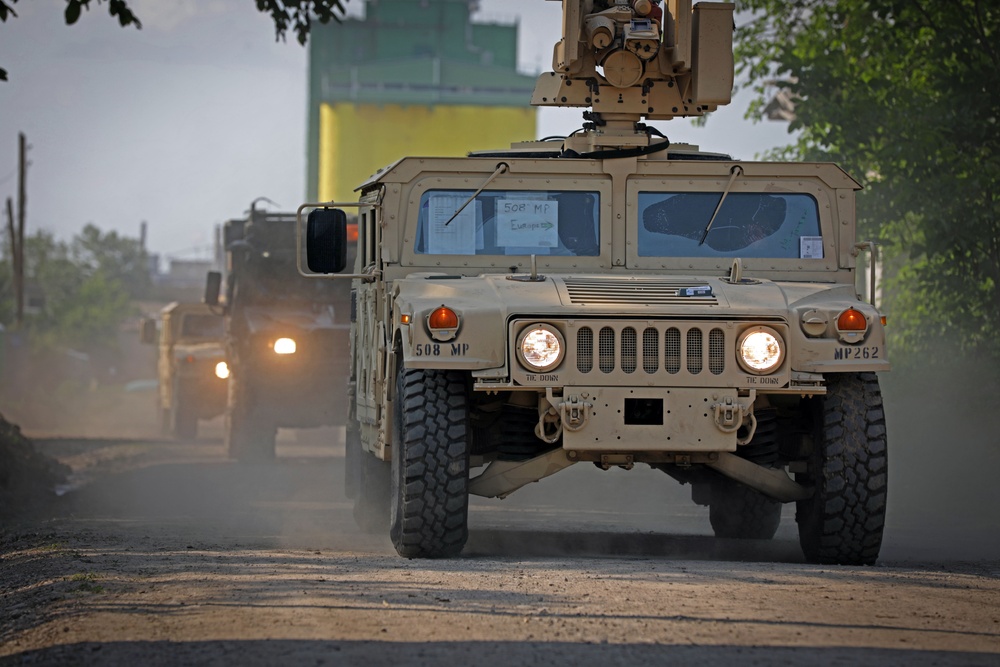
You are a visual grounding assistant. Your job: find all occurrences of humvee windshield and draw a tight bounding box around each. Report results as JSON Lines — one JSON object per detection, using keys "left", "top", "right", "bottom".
{"left": 181, "top": 314, "right": 224, "bottom": 338}
{"left": 637, "top": 192, "right": 823, "bottom": 259}
{"left": 415, "top": 189, "right": 600, "bottom": 257}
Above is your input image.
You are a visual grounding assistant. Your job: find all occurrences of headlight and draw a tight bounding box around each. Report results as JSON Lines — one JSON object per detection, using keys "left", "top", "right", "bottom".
{"left": 737, "top": 326, "right": 784, "bottom": 374}
{"left": 273, "top": 337, "right": 297, "bottom": 355}
{"left": 214, "top": 361, "right": 230, "bottom": 379}
{"left": 516, "top": 324, "right": 564, "bottom": 372}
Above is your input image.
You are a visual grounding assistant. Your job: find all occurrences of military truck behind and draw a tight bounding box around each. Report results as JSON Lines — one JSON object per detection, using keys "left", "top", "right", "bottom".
{"left": 141, "top": 302, "right": 227, "bottom": 440}
{"left": 301, "top": 0, "right": 890, "bottom": 566}
{"left": 206, "top": 204, "right": 353, "bottom": 461}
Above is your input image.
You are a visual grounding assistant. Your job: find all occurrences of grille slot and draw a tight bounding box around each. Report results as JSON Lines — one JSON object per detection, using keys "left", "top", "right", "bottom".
{"left": 574, "top": 322, "right": 727, "bottom": 381}
{"left": 687, "top": 329, "right": 703, "bottom": 374}
{"left": 621, "top": 327, "right": 637, "bottom": 374}
{"left": 709, "top": 328, "right": 725, "bottom": 375}
{"left": 665, "top": 328, "right": 681, "bottom": 374}
{"left": 577, "top": 327, "right": 593, "bottom": 372}
{"left": 598, "top": 327, "right": 615, "bottom": 373}
{"left": 642, "top": 328, "right": 659, "bottom": 374}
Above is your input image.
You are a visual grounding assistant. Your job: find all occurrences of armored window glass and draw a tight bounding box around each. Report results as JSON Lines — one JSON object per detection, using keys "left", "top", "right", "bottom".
{"left": 636, "top": 192, "right": 822, "bottom": 259}
{"left": 181, "top": 314, "right": 224, "bottom": 338}
{"left": 415, "top": 189, "right": 601, "bottom": 257}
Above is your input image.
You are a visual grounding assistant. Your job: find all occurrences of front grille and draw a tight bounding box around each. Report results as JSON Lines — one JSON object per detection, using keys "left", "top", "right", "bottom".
{"left": 576, "top": 322, "right": 727, "bottom": 380}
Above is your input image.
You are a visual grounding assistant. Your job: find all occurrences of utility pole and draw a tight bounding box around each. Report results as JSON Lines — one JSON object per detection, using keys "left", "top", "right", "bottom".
{"left": 15, "top": 132, "right": 26, "bottom": 327}
{"left": 4, "top": 196, "right": 17, "bottom": 326}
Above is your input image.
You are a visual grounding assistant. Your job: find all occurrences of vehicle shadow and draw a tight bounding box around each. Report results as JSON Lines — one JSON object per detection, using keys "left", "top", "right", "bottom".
{"left": 465, "top": 527, "right": 805, "bottom": 563}
{"left": 5, "top": 639, "right": 997, "bottom": 667}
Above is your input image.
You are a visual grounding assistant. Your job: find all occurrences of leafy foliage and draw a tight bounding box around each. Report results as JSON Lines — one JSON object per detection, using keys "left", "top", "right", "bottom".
{"left": 0, "top": 0, "right": 350, "bottom": 81}
{"left": 255, "top": 0, "right": 351, "bottom": 45}
{"left": 1, "top": 226, "right": 146, "bottom": 356}
{"left": 736, "top": 0, "right": 1000, "bottom": 368}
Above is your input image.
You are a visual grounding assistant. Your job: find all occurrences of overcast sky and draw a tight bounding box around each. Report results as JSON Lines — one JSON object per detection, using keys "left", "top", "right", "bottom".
{"left": 0, "top": 0, "right": 794, "bottom": 263}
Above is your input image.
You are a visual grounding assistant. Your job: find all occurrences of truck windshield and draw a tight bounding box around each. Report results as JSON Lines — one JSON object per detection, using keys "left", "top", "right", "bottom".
{"left": 243, "top": 252, "right": 344, "bottom": 304}
{"left": 637, "top": 192, "right": 823, "bottom": 259}
{"left": 415, "top": 189, "right": 600, "bottom": 257}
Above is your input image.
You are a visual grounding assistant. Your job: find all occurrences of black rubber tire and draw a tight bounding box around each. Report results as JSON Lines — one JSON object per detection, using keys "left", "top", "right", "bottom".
{"left": 709, "top": 479, "right": 782, "bottom": 539}
{"left": 708, "top": 407, "right": 782, "bottom": 539}
{"left": 796, "top": 372, "right": 888, "bottom": 565}
{"left": 389, "top": 366, "right": 470, "bottom": 558}
{"left": 173, "top": 392, "right": 198, "bottom": 440}
{"left": 225, "top": 374, "right": 276, "bottom": 462}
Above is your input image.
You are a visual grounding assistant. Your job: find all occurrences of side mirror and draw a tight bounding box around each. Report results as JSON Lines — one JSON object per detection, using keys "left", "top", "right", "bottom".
{"left": 139, "top": 318, "right": 157, "bottom": 345}
{"left": 306, "top": 208, "right": 348, "bottom": 274}
{"left": 204, "top": 271, "right": 222, "bottom": 306}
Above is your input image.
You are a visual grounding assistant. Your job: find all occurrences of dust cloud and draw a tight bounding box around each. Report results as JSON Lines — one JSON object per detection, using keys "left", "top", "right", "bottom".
{"left": 3, "top": 346, "right": 998, "bottom": 563}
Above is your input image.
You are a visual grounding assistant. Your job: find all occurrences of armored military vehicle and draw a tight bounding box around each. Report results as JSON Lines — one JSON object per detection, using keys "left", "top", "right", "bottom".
{"left": 206, "top": 202, "right": 352, "bottom": 461}
{"left": 141, "top": 302, "right": 227, "bottom": 439}
{"left": 302, "top": 0, "right": 889, "bottom": 565}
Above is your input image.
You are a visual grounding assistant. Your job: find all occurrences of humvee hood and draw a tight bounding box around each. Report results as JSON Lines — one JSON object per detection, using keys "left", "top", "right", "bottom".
{"left": 393, "top": 272, "right": 852, "bottom": 320}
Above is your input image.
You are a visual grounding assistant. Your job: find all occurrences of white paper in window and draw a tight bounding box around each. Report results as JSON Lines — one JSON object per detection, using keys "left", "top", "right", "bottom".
{"left": 426, "top": 195, "right": 477, "bottom": 255}
{"left": 800, "top": 236, "right": 824, "bottom": 259}
{"left": 496, "top": 199, "right": 559, "bottom": 249}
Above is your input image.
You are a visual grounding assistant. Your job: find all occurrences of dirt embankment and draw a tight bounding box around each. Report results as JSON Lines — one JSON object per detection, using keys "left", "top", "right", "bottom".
{"left": 0, "top": 414, "right": 69, "bottom": 520}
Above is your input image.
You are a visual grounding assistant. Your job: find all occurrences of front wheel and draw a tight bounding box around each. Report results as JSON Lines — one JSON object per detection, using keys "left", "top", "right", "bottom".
{"left": 389, "top": 366, "right": 470, "bottom": 558}
{"left": 225, "top": 374, "right": 276, "bottom": 462}
{"left": 173, "top": 391, "right": 198, "bottom": 440}
{"left": 796, "top": 372, "right": 888, "bottom": 565}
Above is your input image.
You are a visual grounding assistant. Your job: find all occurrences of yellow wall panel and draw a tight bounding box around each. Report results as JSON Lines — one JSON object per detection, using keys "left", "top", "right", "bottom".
{"left": 318, "top": 103, "right": 536, "bottom": 202}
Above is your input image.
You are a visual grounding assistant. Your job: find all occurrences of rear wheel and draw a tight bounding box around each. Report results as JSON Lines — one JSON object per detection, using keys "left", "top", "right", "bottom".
{"left": 796, "top": 372, "right": 888, "bottom": 565}
{"left": 709, "top": 480, "right": 782, "bottom": 539}
{"left": 709, "top": 407, "right": 782, "bottom": 540}
{"left": 389, "top": 366, "right": 469, "bottom": 558}
{"left": 348, "top": 422, "right": 391, "bottom": 533}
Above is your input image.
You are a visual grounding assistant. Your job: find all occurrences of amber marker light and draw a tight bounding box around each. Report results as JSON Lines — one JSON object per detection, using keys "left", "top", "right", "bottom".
{"left": 426, "top": 306, "right": 460, "bottom": 342}
{"left": 428, "top": 306, "right": 459, "bottom": 330}
{"left": 347, "top": 223, "right": 359, "bottom": 243}
{"left": 837, "top": 308, "right": 868, "bottom": 331}
{"left": 400, "top": 314, "right": 411, "bottom": 325}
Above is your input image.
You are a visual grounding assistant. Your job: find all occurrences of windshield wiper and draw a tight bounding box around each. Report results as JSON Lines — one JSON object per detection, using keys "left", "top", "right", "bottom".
{"left": 698, "top": 165, "right": 744, "bottom": 246}
{"left": 443, "top": 162, "right": 509, "bottom": 226}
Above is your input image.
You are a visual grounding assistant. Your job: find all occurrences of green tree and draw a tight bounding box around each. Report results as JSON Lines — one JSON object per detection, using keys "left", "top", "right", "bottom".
{"left": 1, "top": 227, "right": 138, "bottom": 357}
{"left": 736, "top": 0, "right": 1000, "bottom": 371}
{"left": 0, "top": 0, "right": 350, "bottom": 81}
{"left": 72, "top": 223, "right": 151, "bottom": 299}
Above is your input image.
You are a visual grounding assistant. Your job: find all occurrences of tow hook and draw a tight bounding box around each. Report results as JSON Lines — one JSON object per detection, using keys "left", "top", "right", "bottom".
{"left": 536, "top": 389, "right": 591, "bottom": 444}
{"left": 711, "top": 391, "right": 757, "bottom": 444}
{"left": 559, "top": 394, "right": 591, "bottom": 431}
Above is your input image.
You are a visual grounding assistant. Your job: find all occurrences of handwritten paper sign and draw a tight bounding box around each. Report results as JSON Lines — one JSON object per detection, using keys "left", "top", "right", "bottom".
{"left": 496, "top": 199, "right": 559, "bottom": 249}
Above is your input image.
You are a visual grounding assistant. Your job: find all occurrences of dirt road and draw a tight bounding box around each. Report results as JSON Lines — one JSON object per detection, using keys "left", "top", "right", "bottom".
{"left": 2, "top": 424, "right": 999, "bottom": 666}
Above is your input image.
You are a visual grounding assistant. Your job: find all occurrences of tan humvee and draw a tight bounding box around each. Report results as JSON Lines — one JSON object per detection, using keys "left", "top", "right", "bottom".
{"left": 142, "top": 302, "right": 227, "bottom": 439}
{"left": 302, "top": 0, "right": 889, "bottom": 565}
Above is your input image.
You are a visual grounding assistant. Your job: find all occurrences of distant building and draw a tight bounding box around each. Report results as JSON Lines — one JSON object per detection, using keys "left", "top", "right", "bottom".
{"left": 307, "top": 0, "right": 537, "bottom": 202}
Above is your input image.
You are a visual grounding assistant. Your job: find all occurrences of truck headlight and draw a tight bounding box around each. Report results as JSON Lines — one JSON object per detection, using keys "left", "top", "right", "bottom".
{"left": 215, "top": 361, "right": 230, "bottom": 379}
{"left": 273, "top": 337, "right": 297, "bottom": 355}
{"left": 737, "top": 326, "right": 784, "bottom": 374}
{"left": 517, "top": 324, "right": 564, "bottom": 372}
